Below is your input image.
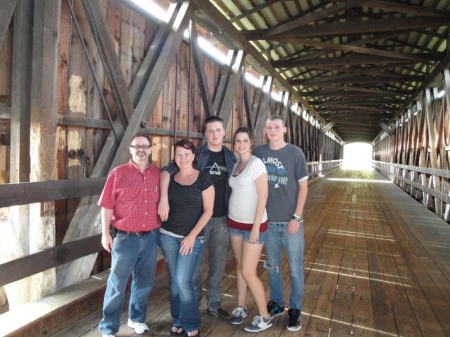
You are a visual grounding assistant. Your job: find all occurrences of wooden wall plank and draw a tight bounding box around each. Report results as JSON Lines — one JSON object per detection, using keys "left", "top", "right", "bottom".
{"left": 81, "top": 0, "right": 133, "bottom": 124}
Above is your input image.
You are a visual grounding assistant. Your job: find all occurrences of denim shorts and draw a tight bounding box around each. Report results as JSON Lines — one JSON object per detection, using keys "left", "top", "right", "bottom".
{"left": 228, "top": 227, "right": 267, "bottom": 244}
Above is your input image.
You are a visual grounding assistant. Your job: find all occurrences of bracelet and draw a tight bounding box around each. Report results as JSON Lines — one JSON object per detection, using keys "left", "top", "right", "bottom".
{"left": 291, "top": 213, "right": 303, "bottom": 222}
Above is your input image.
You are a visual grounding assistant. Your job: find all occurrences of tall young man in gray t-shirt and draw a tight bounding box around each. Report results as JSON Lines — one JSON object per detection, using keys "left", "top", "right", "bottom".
{"left": 253, "top": 115, "right": 308, "bottom": 332}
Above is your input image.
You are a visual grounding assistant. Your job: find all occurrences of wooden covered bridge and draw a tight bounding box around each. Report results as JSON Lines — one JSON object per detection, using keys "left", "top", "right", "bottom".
{"left": 0, "top": 0, "right": 449, "bottom": 336}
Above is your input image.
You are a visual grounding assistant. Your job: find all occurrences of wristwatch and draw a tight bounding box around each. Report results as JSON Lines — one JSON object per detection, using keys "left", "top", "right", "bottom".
{"left": 291, "top": 213, "right": 304, "bottom": 223}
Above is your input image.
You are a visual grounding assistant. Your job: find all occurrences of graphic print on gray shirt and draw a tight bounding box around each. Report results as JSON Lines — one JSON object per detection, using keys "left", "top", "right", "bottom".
{"left": 253, "top": 143, "right": 308, "bottom": 222}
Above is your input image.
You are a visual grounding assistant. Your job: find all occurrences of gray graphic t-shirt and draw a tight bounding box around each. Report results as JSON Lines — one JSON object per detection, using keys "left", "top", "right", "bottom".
{"left": 253, "top": 143, "right": 308, "bottom": 222}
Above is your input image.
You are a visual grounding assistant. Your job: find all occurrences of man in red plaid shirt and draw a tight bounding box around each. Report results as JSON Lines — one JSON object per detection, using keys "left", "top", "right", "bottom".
{"left": 98, "top": 133, "right": 160, "bottom": 337}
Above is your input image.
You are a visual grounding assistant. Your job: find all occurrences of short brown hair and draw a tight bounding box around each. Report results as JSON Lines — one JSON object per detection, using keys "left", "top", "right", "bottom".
{"left": 266, "top": 115, "right": 284, "bottom": 125}
{"left": 203, "top": 116, "right": 225, "bottom": 133}
{"left": 174, "top": 138, "right": 196, "bottom": 154}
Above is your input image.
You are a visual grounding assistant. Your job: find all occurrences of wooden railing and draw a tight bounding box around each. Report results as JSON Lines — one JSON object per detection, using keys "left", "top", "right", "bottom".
{"left": 0, "top": 159, "right": 342, "bottom": 288}
{"left": 373, "top": 160, "right": 450, "bottom": 222}
{"left": 308, "top": 159, "right": 343, "bottom": 179}
{"left": 0, "top": 177, "right": 106, "bottom": 287}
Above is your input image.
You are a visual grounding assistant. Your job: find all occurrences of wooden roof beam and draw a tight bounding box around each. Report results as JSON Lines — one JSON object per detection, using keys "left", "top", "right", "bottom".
{"left": 309, "top": 98, "right": 404, "bottom": 105}
{"left": 291, "top": 74, "right": 422, "bottom": 86}
{"left": 316, "top": 105, "right": 391, "bottom": 112}
{"left": 301, "top": 91, "right": 400, "bottom": 98}
{"left": 248, "top": 0, "right": 367, "bottom": 38}
{"left": 230, "top": 0, "right": 281, "bottom": 23}
{"left": 190, "top": 0, "right": 325, "bottom": 124}
{"left": 362, "top": 0, "right": 450, "bottom": 18}
{"left": 273, "top": 54, "right": 424, "bottom": 68}
{"left": 304, "top": 85, "right": 410, "bottom": 95}
{"left": 245, "top": 16, "right": 450, "bottom": 40}
{"left": 280, "top": 38, "right": 442, "bottom": 62}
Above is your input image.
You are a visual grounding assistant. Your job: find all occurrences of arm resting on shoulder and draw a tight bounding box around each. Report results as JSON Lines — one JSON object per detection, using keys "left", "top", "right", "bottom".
{"left": 158, "top": 171, "right": 171, "bottom": 221}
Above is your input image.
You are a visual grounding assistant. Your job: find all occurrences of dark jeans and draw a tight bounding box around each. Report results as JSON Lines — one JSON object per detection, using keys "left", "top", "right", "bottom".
{"left": 194, "top": 216, "right": 229, "bottom": 310}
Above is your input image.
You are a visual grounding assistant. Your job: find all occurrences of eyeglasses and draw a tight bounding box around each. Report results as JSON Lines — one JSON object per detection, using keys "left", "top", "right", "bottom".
{"left": 130, "top": 144, "right": 151, "bottom": 150}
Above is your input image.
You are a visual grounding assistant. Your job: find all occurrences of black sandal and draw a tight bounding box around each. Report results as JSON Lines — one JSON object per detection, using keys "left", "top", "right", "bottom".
{"left": 170, "top": 326, "right": 185, "bottom": 336}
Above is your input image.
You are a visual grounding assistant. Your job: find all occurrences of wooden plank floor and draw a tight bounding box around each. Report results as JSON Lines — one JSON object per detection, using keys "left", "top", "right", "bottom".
{"left": 51, "top": 169, "right": 450, "bottom": 337}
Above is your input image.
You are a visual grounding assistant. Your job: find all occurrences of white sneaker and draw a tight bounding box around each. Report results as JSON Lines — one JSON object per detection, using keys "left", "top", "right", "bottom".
{"left": 127, "top": 319, "right": 149, "bottom": 334}
{"left": 244, "top": 315, "right": 272, "bottom": 332}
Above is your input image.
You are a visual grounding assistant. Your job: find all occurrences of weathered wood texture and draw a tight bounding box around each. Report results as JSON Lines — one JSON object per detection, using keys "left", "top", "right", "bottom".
{"left": 0, "top": 0, "right": 17, "bottom": 50}
{"left": 27, "top": 0, "right": 61, "bottom": 301}
{"left": 0, "top": 235, "right": 102, "bottom": 287}
{"left": 42, "top": 168, "right": 450, "bottom": 337}
{"left": 0, "top": 260, "right": 168, "bottom": 337}
{"left": 373, "top": 68, "right": 450, "bottom": 222}
{"left": 1, "top": 0, "right": 337, "bottom": 308}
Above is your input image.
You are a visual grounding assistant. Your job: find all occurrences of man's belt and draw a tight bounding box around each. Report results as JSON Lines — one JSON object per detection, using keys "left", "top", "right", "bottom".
{"left": 111, "top": 227, "right": 154, "bottom": 237}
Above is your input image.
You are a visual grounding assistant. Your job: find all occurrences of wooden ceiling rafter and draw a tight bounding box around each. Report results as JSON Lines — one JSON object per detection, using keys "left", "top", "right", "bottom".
{"left": 186, "top": 0, "right": 450, "bottom": 142}
{"left": 244, "top": 16, "right": 450, "bottom": 40}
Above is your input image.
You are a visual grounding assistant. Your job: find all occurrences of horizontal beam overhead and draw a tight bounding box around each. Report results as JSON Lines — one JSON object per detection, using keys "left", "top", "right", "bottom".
{"left": 245, "top": 16, "right": 450, "bottom": 40}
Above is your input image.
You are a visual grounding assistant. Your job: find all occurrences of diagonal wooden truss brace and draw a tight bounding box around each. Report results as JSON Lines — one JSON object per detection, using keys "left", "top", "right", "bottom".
{"left": 0, "top": 0, "right": 17, "bottom": 49}
{"left": 57, "top": 0, "right": 191, "bottom": 289}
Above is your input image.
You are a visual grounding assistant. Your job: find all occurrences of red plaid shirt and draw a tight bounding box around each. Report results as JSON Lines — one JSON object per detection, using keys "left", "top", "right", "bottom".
{"left": 98, "top": 160, "right": 161, "bottom": 231}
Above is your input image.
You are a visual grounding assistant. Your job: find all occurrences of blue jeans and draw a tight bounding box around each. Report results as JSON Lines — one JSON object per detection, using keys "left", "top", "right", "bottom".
{"left": 99, "top": 230, "right": 159, "bottom": 335}
{"left": 264, "top": 222, "right": 304, "bottom": 310}
{"left": 194, "top": 216, "right": 229, "bottom": 310}
{"left": 159, "top": 233, "right": 204, "bottom": 332}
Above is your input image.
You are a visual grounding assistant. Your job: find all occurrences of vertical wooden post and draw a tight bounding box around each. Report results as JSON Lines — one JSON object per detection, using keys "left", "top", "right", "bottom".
{"left": 10, "top": 0, "right": 33, "bottom": 253}
{"left": 29, "top": 0, "right": 61, "bottom": 300}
